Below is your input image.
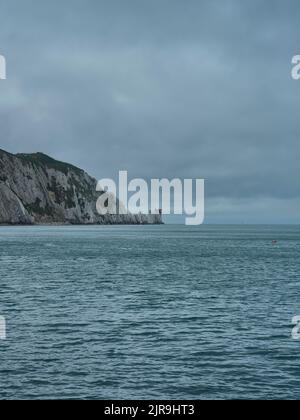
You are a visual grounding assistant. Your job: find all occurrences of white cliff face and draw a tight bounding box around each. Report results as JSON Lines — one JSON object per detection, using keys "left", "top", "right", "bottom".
{"left": 0, "top": 150, "right": 163, "bottom": 225}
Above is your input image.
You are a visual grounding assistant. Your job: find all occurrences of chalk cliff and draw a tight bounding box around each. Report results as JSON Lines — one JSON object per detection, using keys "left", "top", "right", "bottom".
{"left": 0, "top": 149, "right": 162, "bottom": 225}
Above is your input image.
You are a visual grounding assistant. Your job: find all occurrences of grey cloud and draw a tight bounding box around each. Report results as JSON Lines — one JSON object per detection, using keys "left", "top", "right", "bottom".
{"left": 0, "top": 0, "right": 300, "bottom": 223}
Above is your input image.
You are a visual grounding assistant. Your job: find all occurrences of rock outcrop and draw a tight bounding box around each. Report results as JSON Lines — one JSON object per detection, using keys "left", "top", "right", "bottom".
{"left": 0, "top": 149, "right": 163, "bottom": 225}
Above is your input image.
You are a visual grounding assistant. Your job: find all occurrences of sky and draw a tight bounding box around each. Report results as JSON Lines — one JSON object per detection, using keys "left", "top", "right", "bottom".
{"left": 0, "top": 0, "right": 300, "bottom": 224}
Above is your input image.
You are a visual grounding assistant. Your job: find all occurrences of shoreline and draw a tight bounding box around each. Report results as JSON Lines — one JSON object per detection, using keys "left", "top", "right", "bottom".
{"left": 0, "top": 221, "right": 164, "bottom": 227}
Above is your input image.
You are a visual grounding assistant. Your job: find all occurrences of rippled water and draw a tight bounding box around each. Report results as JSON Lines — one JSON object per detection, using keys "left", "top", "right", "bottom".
{"left": 0, "top": 225, "right": 300, "bottom": 400}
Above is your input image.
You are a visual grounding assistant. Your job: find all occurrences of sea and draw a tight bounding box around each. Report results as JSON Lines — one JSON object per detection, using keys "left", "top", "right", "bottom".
{"left": 0, "top": 225, "right": 299, "bottom": 400}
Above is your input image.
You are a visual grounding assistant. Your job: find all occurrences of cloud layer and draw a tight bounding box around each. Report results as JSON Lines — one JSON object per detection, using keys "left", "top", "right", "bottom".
{"left": 0, "top": 0, "right": 300, "bottom": 223}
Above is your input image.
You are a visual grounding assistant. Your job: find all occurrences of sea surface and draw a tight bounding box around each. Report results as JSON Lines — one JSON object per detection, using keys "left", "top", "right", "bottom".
{"left": 0, "top": 225, "right": 300, "bottom": 400}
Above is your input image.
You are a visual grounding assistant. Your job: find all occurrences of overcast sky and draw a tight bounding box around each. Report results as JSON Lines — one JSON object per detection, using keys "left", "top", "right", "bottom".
{"left": 0, "top": 0, "right": 300, "bottom": 223}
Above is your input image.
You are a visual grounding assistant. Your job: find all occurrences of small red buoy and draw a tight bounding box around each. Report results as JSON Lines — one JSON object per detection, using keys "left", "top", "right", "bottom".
{"left": 272, "top": 240, "right": 278, "bottom": 245}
